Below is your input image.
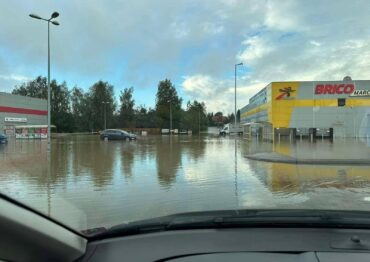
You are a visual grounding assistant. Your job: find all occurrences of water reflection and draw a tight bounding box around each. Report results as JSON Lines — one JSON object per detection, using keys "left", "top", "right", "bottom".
{"left": 240, "top": 139, "right": 370, "bottom": 192}
{"left": 234, "top": 138, "right": 238, "bottom": 199}
{"left": 268, "top": 163, "right": 370, "bottom": 192}
{"left": 0, "top": 140, "right": 48, "bottom": 186}
{"left": 1, "top": 135, "right": 370, "bottom": 230}
{"left": 120, "top": 143, "right": 135, "bottom": 178}
{"left": 44, "top": 135, "right": 207, "bottom": 189}
{"left": 156, "top": 136, "right": 182, "bottom": 186}
{"left": 62, "top": 137, "right": 116, "bottom": 187}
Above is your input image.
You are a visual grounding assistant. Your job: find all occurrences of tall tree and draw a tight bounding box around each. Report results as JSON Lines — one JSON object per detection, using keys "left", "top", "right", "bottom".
{"left": 12, "top": 76, "right": 74, "bottom": 132}
{"left": 70, "top": 86, "right": 84, "bottom": 116}
{"left": 89, "top": 80, "right": 116, "bottom": 131}
{"left": 119, "top": 87, "right": 135, "bottom": 127}
{"left": 155, "top": 79, "right": 182, "bottom": 129}
{"left": 207, "top": 112, "right": 215, "bottom": 126}
{"left": 12, "top": 76, "right": 47, "bottom": 99}
{"left": 184, "top": 100, "right": 207, "bottom": 133}
{"left": 227, "top": 113, "right": 235, "bottom": 124}
{"left": 50, "top": 80, "right": 74, "bottom": 132}
{"left": 71, "top": 86, "right": 92, "bottom": 131}
{"left": 135, "top": 106, "right": 159, "bottom": 128}
{"left": 213, "top": 112, "right": 225, "bottom": 127}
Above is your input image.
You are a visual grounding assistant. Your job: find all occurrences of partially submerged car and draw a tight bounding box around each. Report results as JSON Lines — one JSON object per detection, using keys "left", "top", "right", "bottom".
{"left": 100, "top": 129, "right": 137, "bottom": 141}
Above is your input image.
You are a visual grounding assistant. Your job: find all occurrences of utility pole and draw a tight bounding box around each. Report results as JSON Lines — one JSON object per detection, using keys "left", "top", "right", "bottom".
{"left": 234, "top": 63, "right": 243, "bottom": 127}
{"left": 47, "top": 21, "right": 50, "bottom": 149}
{"left": 102, "top": 101, "right": 109, "bottom": 130}
{"left": 168, "top": 99, "right": 172, "bottom": 134}
{"left": 29, "top": 12, "right": 60, "bottom": 151}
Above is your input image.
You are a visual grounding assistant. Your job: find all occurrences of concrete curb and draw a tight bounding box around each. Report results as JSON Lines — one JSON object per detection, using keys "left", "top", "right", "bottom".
{"left": 246, "top": 153, "right": 370, "bottom": 166}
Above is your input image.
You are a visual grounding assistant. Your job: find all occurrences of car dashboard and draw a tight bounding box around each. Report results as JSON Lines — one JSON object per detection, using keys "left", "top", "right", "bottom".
{"left": 79, "top": 227, "right": 370, "bottom": 261}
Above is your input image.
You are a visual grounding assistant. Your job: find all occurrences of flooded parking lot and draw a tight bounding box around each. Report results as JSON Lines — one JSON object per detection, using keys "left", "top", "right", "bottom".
{"left": 1, "top": 134, "right": 370, "bottom": 230}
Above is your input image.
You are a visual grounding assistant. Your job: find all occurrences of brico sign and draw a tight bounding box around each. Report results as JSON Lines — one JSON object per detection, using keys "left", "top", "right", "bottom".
{"left": 315, "top": 84, "right": 355, "bottom": 95}
{"left": 315, "top": 83, "right": 370, "bottom": 97}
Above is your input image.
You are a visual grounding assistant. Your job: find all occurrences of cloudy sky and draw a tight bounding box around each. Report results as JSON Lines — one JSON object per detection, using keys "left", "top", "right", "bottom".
{"left": 1, "top": 0, "right": 370, "bottom": 113}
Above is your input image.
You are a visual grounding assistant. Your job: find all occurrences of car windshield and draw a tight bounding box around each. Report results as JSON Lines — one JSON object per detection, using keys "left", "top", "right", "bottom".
{"left": 1, "top": 1, "right": 370, "bottom": 235}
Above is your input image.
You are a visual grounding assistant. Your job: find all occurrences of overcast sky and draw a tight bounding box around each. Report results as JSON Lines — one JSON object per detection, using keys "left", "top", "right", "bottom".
{"left": 1, "top": 0, "right": 370, "bottom": 113}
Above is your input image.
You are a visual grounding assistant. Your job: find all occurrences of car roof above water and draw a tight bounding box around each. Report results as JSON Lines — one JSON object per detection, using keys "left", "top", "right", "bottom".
{"left": 104, "top": 129, "right": 128, "bottom": 133}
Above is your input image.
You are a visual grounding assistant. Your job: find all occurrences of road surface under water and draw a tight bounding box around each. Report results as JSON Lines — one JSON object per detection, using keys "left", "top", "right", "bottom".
{"left": 1, "top": 134, "right": 370, "bottom": 231}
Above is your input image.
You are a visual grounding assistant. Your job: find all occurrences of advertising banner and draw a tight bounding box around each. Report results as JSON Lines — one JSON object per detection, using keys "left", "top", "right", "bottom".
{"left": 15, "top": 126, "right": 48, "bottom": 139}
{"left": 40, "top": 128, "right": 48, "bottom": 139}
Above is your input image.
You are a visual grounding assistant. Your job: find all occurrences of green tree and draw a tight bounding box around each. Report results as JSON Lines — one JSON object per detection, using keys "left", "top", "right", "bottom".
{"left": 12, "top": 76, "right": 74, "bottom": 132}
{"left": 89, "top": 80, "right": 116, "bottom": 131}
{"left": 119, "top": 87, "right": 135, "bottom": 127}
{"left": 207, "top": 112, "right": 215, "bottom": 126}
{"left": 227, "top": 113, "right": 235, "bottom": 124}
{"left": 71, "top": 87, "right": 92, "bottom": 132}
{"left": 236, "top": 109, "right": 241, "bottom": 123}
{"left": 155, "top": 79, "right": 182, "bottom": 129}
{"left": 71, "top": 86, "right": 84, "bottom": 117}
{"left": 134, "top": 106, "right": 159, "bottom": 128}
{"left": 184, "top": 100, "right": 207, "bottom": 133}
{"left": 213, "top": 112, "right": 225, "bottom": 127}
{"left": 50, "top": 80, "right": 74, "bottom": 132}
{"left": 12, "top": 76, "right": 47, "bottom": 99}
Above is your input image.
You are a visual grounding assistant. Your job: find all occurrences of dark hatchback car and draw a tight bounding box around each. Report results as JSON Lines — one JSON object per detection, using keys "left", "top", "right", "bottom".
{"left": 0, "top": 134, "right": 8, "bottom": 144}
{"left": 100, "top": 129, "right": 137, "bottom": 141}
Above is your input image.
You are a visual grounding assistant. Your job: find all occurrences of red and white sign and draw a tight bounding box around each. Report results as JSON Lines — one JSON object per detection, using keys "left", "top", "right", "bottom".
{"left": 315, "top": 84, "right": 355, "bottom": 95}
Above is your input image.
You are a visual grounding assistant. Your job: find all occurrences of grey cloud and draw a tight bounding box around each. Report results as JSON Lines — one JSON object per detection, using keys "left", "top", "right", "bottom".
{"left": 1, "top": 0, "right": 370, "bottom": 111}
{"left": 181, "top": 0, "right": 370, "bottom": 113}
{"left": 0, "top": 0, "right": 268, "bottom": 87}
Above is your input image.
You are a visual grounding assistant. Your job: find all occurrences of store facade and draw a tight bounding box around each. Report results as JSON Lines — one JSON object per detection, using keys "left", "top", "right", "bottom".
{"left": 0, "top": 92, "right": 47, "bottom": 138}
{"left": 240, "top": 79, "right": 370, "bottom": 140}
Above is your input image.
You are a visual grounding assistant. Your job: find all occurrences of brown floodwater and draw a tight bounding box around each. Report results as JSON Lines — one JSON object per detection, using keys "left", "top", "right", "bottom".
{"left": 1, "top": 134, "right": 370, "bottom": 231}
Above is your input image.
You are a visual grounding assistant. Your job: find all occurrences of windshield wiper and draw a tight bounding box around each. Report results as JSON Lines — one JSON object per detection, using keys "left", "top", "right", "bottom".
{"left": 89, "top": 209, "right": 370, "bottom": 240}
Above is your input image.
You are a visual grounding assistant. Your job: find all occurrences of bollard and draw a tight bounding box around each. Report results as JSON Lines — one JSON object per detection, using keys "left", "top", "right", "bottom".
{"left": 104, "top": 137, "right": 108, "bottom": 142}
{"left": 278, "top": 133, "right": 281, "bottom": 143}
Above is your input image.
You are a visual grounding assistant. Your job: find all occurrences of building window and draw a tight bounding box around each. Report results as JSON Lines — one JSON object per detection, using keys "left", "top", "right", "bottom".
{"left": 338, "top": 98, "right": 346, "bottom": 107}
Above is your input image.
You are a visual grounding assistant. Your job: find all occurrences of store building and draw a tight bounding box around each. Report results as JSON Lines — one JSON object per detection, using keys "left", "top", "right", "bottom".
{"left": 240, "top": 78, "right": 370, "bottom": 140}
{"left": 0, "top": 92, "right": 47, "bottom": 138}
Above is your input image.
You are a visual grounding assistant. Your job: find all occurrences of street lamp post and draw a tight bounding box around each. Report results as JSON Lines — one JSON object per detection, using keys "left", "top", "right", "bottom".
{"left": 234, "top": 63, "right": 243, "bottom": 127}
{"left": 102, "top": 101, "right": 110, "bottom": 130}
{"left": 168, "top": 100, "right": 172, "bottom": 134}
{"left": 29, "top": 12, "right": 60, "bottom": 152}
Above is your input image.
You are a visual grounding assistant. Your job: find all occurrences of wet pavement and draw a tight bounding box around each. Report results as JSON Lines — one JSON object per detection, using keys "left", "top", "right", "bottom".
{"left": 1, "top": 134, "right": 370, "bottom": 231}
{"left": 246, "top": 137, "right": 370, "bottom": 164}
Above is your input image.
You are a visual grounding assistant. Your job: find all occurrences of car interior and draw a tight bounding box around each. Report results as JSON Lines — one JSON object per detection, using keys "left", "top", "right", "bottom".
{"left": 2, "top": 194, "right": 370, "bottom": 262}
